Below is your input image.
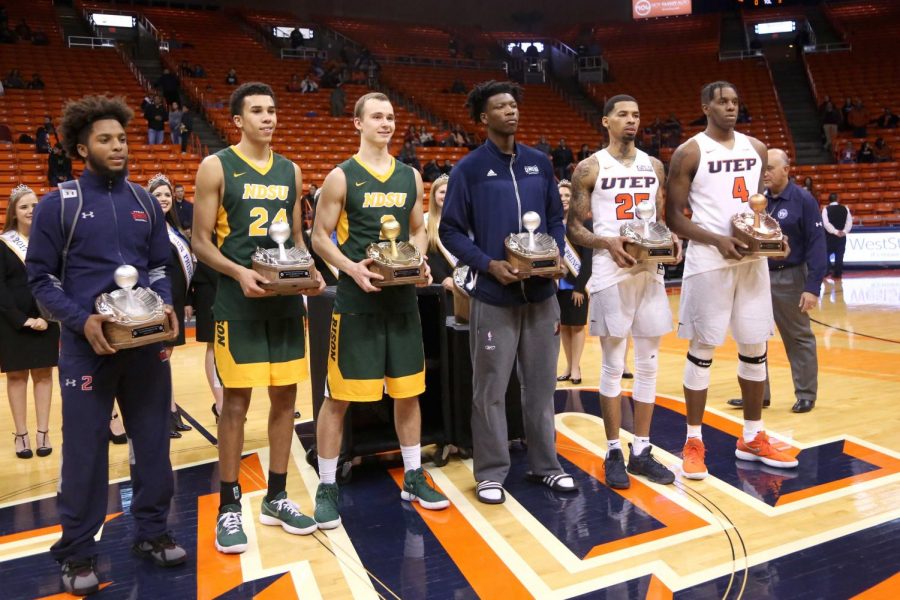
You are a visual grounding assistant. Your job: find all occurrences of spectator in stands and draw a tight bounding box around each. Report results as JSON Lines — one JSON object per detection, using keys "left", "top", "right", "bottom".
{"left": 822, "top": 193, "right": 851, "bottom": 280}
{"left": 450, "top": 79, "right": 467, "bottom": 94}
{"left": 286, "top": 74, "right": 303, "bottom": 93}
{"left": 179, "top": 104, "right": 193, "bottom": 153}
{"left": 35, "top": 126, "right": 50, "bottom": 154}
{"left": 418, "top": 125, "right": 434, "bottom": 147}
{"left": 289, "top": 27, "right": 303, "bottom": 50}
{"left": 172, "top": 184, "right": 193, "bottom": 236}
{"left": 191, "top": 64, "right": 205, "bottom": 78}
{"left": 440, "top": 159, "right": 453, "bottom": 175}
{"left": 0, "top": 80, "right": 4, "bottom": 97}
{"left": 525, "top": 43, "right": 540, "bottom": 69}
{"left": 301, "top": 184, "right": 317, "bottom": 229}
{"left": 449, "top": 37, "right": 458, "bottom": 58}
{"left": 856, "top": 141, "right": 875, "bottom": 164}
{"left": 820, "top": 100, "right": 841, "bottom": 150}
{"left": 4, "top": 69, "right": 24, "bottom": 89}
{"left": 577, "top": 143, "right": 591, "bottom": 161}
{"left": 178, "top": 61, "right": 191, "bottom": 77}
{"left": 13, "top": 18, "right": 30, "bottom": 41}
{"left": 838, "top": 141, "right": 855, "bottom": 164}
{"left": 872, "top": 137, "right": 892, "bottom": 163}
{"left": 802, "top": 176, "right": 815, "bottom": 195}
{"left": 399, "top": 141, "right": 421, "bottom": 171}
{"left": 552, "top": 138, "right": 575, "bottom": 181}
{"left": 737, "top": 103, "right": 751, "bottom": 124}
{"left": 422, "top": 159, "right": 442, "bottom": 182}
{"left": 300, "top": 74, "right": 318, "bottom": 93}
{"left": 144, "top": 94, "right": 167, "bottom": 145}
{"left": 168, "top": 101, "right": 183, "bottom": 147}
{"left": 848, "top": 98, "right": 868, "bottom": 138}
{"left": 47, "top": 143, "right": 72, "bottom": 185}
{"left": 26, "top": 73, "right": 44, "bottom": 90}
{"left": 43, "top": 116, "right": 58, "bottom": 144}
{"left": 155, "top": 68, "right": 180, "bottom": 106}
{"left": 329, "top": 82, "right": 345, "bottom": 116}
{"left": 225, "top": 68, "right": 238, "bottom": 86}
{"left": 404, "top": 124, "right": 419, "bottom": 146}
{"left": 535, "top": 136, "right": 551, "bottom": 156}
{"left": 840, "top": 97, "right": 853, "bottom": 131}
{"left": 873, "top": 107, "right": 898, "bottom": 129}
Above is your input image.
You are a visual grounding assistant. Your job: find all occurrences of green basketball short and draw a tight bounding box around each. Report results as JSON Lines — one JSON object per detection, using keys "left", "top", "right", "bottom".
{"left": 214, "top": 317, "right": 307, "bottom": 388}
{"left": 326, "top": 311, "right": 425, "bottom": 402}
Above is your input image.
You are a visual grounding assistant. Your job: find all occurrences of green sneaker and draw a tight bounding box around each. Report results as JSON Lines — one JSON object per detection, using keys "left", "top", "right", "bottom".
{"left": 260, "top": 491, "right": 317, "bottom": 535}
{"left": 215, "top": 504, "right": 247, "bottom": 554}
{"left": 401, "top": 467, "right": 450, "bottom": 510}
{"left": 314, "top": 483, "right": 341, "bottom": 530}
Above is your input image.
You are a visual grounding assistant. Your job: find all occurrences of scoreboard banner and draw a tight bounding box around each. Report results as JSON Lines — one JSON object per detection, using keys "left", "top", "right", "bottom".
{"left": 632, "top": 0, "right": 692, "bottom": 20}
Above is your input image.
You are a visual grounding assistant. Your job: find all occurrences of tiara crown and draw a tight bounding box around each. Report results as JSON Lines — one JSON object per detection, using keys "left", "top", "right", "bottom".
{"left": 11, "top": 183, "right": 34, "bottom": 198}
{"left": 148, "top": 173, "right": 171, "bottom": 188}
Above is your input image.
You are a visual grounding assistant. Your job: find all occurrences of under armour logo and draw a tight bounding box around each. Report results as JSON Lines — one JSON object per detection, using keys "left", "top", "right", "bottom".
{"left": 64, "top": 379, "right": 77, "bottom": 387}
{"left": 81, "top": 211, "right": 95, "bottom": 219}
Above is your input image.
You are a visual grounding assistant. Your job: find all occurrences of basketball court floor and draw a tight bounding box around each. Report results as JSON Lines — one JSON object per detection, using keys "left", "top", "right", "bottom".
{"left": 1, "top": 272, "right": 897, "bottom": 599}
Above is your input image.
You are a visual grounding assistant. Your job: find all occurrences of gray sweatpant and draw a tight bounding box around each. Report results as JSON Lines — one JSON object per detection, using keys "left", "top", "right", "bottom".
{"left": 764, "top": 265, "right": 818, "bottom": 403}
{"left": 468, "top": 296, "right": 564, "bottom": 483}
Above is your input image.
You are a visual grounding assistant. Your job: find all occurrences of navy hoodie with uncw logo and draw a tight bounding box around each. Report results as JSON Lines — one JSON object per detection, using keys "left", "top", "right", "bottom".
{"left": 439, "top": 138, "right": 564, "bottom": 306}
{"left": 26, "top": 168, "right": 172, "bottom": 354}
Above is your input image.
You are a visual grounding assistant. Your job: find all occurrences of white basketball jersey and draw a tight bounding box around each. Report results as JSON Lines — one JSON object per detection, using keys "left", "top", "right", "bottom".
{"left": 683, "top": 131, "right": 763, "bottom": 278}
{"left": 587, "top": 148, "right": 662, "bottom": 293}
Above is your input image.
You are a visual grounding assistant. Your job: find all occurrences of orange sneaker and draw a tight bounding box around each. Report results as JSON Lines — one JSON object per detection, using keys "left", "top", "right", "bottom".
{"left": 682, "top": 438, "right": 708, "bottom": 480}
{"left": 735, "top": 431, "right": 799, "bottom": 469}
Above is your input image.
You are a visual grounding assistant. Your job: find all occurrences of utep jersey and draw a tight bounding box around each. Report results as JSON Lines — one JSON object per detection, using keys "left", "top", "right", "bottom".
{"left": 587, "top": 148, "right": 662, "bottom": 293}
{"left": 213, "top": 145, "right": 302, "bottom": 320}
{"left": 334, "top": 155, "right": 418, "bottom": 314}
{"left": 683, "top": 131, "right": 763, "bottom": 278}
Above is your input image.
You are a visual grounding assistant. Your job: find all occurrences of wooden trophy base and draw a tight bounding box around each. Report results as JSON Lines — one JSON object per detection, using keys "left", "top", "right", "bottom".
{"left": 505, "top": 249, "right": 562, "bottom": 277}
{"left": 372, "top": 262, "right": 429, "bottom": 287}
{"left": 624, "top": 241, "right": 678, "bottom": 264}
{"left": 254, "top": 263, "right": 319, "bottom": 295}
{"left": 732, "top": 226, "right": 788, "bottom": 258}
{"left": 102, "top": 317, "right": 172, "bottom": 350}
{"left": 451, "top": 287, "right": 470, "bottom": 324}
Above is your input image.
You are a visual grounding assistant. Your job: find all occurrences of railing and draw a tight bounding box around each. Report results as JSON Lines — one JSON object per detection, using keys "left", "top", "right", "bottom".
{"left": 576, "top": 55, "right": 609, "bottom": 72}
{"left": 281, "top": 47, "right": 327, "bottom": 60}
{"left": 718, "top": 49, "right": 764, "bottom": 61}
{"left": 114, "top": 44, "right": 152, "bottom": 93}
{"left": 803, "top": 41, "right": 851, "bottom": 54}
{"left": 67, "top": 36, "right": 116, "bottom": 49}
{"left": 372, "top": 54, "right": 505, "bottom": 70}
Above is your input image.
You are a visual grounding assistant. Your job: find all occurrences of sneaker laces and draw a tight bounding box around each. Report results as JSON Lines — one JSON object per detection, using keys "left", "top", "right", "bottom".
{"left": 317, "top": 484, "right": 339, "bottom": 504}
{"left": 64, "top": 557, "right": 96, "bottom": 574}
{"left": 271, "top": 497, "right": 301, "bottom": 517}
{"left": 751, "top": 432, "right": 773, "bottom": 454}
{"left": 150, "top": 533, "right": 177, "bottom": 550}
{"left": 218, "top": 511, "right": 243, "bottom": 534}
{"left": 685, "top": 440, "right": 705, "bottom": 460}
{"left": 411, "top": 467, "right": 437, "bottom": 491}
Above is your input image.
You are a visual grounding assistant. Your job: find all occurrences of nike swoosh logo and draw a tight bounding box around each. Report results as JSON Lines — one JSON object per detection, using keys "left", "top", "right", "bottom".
{"left": 233, "top": 171, "right": 246, "bottom": 178}
{"left": 355, "top": 181, "right": 367, "bottom": 187}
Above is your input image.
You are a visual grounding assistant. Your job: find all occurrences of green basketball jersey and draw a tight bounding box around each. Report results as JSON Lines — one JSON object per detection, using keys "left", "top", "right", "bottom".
{"left": 213, "top": 146, "right": 303, "bottom": 320}
{"left": 333, "top": 155, "right": 418, "bottom": 314}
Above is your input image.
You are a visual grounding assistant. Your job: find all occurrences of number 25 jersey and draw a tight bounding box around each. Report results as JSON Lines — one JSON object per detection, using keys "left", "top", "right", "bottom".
{"left": 683, "top": 131, "right": 763, "bottom": 278}
{"left": 587, "top": 148, "right": 661, "bottom": 293}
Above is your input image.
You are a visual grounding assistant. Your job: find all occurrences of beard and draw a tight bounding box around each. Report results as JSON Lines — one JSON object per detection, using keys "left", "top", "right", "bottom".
{"left": 85, "top": 151, "right": 127, "bottom": 179}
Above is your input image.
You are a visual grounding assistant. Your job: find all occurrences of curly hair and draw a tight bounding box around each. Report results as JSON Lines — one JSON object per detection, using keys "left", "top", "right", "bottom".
{"left": 465, "top": 80, "right": 522, "bottom": 124}
{"left": 59, "top": 95, "right": 133, "bottom": 160}
{"left": 230, "top": 82, "right": 276, "bottom": 117}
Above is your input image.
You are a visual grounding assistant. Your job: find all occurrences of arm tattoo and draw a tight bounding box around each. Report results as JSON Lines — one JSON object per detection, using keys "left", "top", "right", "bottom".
{"left": 567, "top": 160, "right": 604, "bottom": 249}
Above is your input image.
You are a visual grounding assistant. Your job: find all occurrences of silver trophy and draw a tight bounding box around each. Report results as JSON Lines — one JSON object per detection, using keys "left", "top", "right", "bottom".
{"left": 620, "top": 199, "right": 677, "bottom": 263}
{"left": 251, "top": 220, "right": 318, "bottom": 294}
{"left": 95, "top": 265, "right": 172, "bottom": 349}
{"left": 504, "top": 211, "right": 561, "bottom": 276}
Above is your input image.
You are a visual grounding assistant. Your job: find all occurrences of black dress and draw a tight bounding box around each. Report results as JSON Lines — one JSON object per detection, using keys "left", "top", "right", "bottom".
{"left": 191, "top": 260, "right": 218, "bottom": 343}
{"left": 426, "top": 246, "right": 455, "bottom": 313}
{"left": 557, "top": 221, "right": 593, "bottom": 327}
{"left": 0, "top": 243, "right": 60, "bottom": 372}
{"left": 164, "top": 239, "right": 193, "bottom": 347}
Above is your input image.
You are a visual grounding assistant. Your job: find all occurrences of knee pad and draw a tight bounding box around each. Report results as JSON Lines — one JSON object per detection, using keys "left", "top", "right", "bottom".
{"left": 737, "top": 343, "right": 767, "bottom": 381}
{"left": 599, "top": 337, "right": 627, "bottom": 398}
{"left": 632, "top": 337, "right": 660, "bottom": 403}
{"left": 683, "top": 341, "right": 715, "bottom": 391}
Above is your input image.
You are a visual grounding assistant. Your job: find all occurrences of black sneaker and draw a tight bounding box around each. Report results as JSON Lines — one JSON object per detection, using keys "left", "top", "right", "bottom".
{"left": 61, "top": 557, "right": 99, "bottom": 596}
{"left": 627, "top": 443, "right": 675, "bottom": 485}
{"left": 604, "top": 448, "right": 630, "bottom": 489}
{"left": 132, "top": 532, "right": 188, "bottom": 567}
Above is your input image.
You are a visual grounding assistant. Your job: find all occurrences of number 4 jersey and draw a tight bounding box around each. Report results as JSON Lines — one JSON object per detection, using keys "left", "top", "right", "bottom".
{"left": 587, "top": 148, "right": 662, "bottom": 294}
{"left": 213, "top": 145, "right": 302, "bottom": 320}
{"left": 683, "top": 131, "right": 763, "bottom": 278}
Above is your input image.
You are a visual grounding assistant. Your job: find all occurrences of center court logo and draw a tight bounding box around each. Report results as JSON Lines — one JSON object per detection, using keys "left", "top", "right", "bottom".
{"left": 635, "top": 0, "right": 652, "bottom": 17}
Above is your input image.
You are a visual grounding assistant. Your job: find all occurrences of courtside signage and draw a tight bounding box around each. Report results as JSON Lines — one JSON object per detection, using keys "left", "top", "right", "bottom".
{"left": 843, "top": 230, "right": 900, "bottom": 266}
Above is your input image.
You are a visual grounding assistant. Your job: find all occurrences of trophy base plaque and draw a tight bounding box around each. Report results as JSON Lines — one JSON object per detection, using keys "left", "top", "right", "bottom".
{"left": 732, "top": 216, "right": 788, "bottom": 258}
{"left": 505, "top": 248, "right": 562, "bottom": 277}
{"left": 371, "top": 263, "right": 429, "bottom": 287}
{"left": 254, "top": 263, "right": 320, "bottom": 294}
{"left": 451, "top": 266, "right": 470, "bottom": 324}
{"left": 102, "top": 317, "right": 173, "bottom": 350}
{"left": 624, "top": 241, "right": 678, "bottom": 264}
{"left": 367, "top": 240, "right": 428, "bottom": 287}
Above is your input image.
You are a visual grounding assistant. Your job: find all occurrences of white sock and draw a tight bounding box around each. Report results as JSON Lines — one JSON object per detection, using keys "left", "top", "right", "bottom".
{"left": 743, "top": 420, "right": 764, "bottom": 444}
{"left": 633, "top": 436, "right": 651, "bottom": 455}
{"left": 318, "top": 455, "right": 338, "bottom": 485}
{"left": 401, "top": 444, "right": 421, "bottom": 472}
{"left": 479, "top": 487, "right": 502, "bottom": 501}
{"left": 607, "top": 439, "right": 622, "bottom": 457}
{"left": 687, "top": 425, "right": 702, "bottom": 440}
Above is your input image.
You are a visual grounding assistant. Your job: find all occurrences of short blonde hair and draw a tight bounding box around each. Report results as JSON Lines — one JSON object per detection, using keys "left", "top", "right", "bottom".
{"left": 354, "top": 92, "right": 390, "bottom": 119}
